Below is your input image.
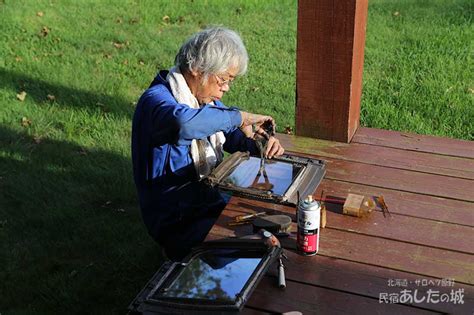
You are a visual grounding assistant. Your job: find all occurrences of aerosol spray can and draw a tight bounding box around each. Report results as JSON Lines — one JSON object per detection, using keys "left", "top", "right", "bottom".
{"left": 297, "top": 195, "right": 321, "bottom": 256}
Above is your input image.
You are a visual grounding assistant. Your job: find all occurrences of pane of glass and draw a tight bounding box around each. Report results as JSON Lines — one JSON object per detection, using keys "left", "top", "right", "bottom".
{"left": 222, "top": 157, "right": 302, "bottom": 195}
{"left": 160, "top": 249, "right": 262, "bottom": 302}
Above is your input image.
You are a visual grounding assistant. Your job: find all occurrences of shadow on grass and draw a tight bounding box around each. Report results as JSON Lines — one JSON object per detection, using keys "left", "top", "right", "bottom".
{"left": 0, "top": 126, "right": 162, "bottom": 314}
{"left": 0, "top": 68, "right": 134, "bottom": 119}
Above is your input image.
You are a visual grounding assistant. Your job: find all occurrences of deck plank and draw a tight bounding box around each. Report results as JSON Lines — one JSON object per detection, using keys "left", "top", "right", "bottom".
{"left": 241, "top": 307, "right": 271, "bottom": 314}
{"left": 278, "top": 133, "right": 474, "bottom": 179}
{"left": 246, "top": 277, "right": 439, "bottom": 315}
{"left": 315, "top": 229, "right": 474, "bottom": 286}
{"left": 316, "top": 179, "right": 474, "bottom": 226}
{"left": 277, "top": 133, "right": 474, "bottom": 201}
{"left": 352, "top": 127, "right": 474, "bottom": 158}
{"left": 317, "top": 208, "right": 472, "bottom": 254}
{"left": 268, "top": 251, "right": 474, "bottom": 315}
{"left": 220, "top": 197, "right": 473, "bottom": 253}
{"left": 325, "top": 159, "right": 474, "bottom": 202}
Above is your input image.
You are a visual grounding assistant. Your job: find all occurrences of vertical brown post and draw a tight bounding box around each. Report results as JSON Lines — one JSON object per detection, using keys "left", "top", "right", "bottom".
{"left": 296, "top": 0, "right": 368, "bottom": 142}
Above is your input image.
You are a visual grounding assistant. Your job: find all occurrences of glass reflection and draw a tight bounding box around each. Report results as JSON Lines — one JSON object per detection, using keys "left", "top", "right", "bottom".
{"left": 223, "top": 157, "right": 302, "bottom": 195}
{"left": 160, "top": 250, "right": 262, "bottom": 302}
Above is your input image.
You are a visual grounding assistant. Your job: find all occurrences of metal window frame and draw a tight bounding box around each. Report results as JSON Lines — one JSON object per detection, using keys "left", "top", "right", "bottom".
{"left": 204, "top": 151, "right": 326, "bottom": 205}
{"left": 128, "top": 239, "right": 281, "bottom": 314}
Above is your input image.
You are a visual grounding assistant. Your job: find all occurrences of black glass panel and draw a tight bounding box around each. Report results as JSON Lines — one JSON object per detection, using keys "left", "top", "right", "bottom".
{"left": 222, "top": 157, "right": 302, "bottom": 195}
{"left": 159, "top": 250, "right": 262, "bottom": 302}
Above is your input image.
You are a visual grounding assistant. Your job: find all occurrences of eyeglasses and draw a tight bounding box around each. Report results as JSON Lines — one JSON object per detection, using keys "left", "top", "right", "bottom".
{"left": 214, "top": 74, "right": 235, "bottom": 87}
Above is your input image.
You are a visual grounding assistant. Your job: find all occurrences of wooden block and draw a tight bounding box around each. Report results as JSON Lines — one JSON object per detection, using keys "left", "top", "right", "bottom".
{"left": 343, "top": 193, "right": 364, "bottom": 216}
{"left": 343, "top": 193, "right": 376, "bottom": 217}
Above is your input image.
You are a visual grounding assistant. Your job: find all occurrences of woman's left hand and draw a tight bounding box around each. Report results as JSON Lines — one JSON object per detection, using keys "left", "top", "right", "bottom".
{"left": 265, "top": 136, "right": 284, "bottom": 159}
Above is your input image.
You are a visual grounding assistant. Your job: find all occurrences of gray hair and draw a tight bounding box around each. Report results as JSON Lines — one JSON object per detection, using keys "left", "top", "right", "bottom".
{"left": 175, "top": 27, "right": 248, "bottom": 81}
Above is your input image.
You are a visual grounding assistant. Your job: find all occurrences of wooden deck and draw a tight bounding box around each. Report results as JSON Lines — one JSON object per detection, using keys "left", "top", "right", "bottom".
{"left": 207, "top": 127, "right": 474, "bottom": 314}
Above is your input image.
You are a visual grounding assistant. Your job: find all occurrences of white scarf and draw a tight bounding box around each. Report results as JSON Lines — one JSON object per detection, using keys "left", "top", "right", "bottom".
{"left": 166, "top": 67, "right": 226, "bottom": 179}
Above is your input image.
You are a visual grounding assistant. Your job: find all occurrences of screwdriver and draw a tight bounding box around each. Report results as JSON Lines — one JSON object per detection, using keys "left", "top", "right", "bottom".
{"left": 233, "top": 211, "right": 267, "bottom": 223}
{"left": 255, "top": 120, "right": 275, "bottom": 172}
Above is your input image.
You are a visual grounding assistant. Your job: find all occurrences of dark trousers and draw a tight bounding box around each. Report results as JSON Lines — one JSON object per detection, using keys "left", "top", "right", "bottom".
{"left": 157, "top": 198, "right": 227, "bottom": 261}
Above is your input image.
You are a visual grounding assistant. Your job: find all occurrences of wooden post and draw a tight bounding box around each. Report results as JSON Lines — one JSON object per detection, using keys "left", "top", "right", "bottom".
{"left": 296, "top": 0, "right": 368, "bottom": 142}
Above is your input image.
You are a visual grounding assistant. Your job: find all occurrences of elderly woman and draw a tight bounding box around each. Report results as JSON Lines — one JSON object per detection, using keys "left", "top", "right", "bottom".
{"left": 132, "top": 27, "right": 284, "bottom": 260}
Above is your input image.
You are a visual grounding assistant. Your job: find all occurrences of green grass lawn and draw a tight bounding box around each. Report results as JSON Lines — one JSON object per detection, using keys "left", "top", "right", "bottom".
{"left": 363, "top": 0, "right": 473, "bottom": 139}
{"left": 0, "top": 0, "right": 472, "bottom": 313}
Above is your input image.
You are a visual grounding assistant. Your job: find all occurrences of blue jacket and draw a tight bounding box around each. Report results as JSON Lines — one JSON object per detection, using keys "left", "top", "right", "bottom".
{"left": 131, "top": 70, "right": 259, "bottom": 241}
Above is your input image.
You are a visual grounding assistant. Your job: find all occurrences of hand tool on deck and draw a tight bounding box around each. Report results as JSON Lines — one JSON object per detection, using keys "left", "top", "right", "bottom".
{"left": 278, "top": 252, "right": 288, "bottom": 289}
{"left": 227, "top": 211, "right": 267, "bottom": 226}
{"left": 259, "top": 230, "right": 287, "bottom": 289}
{"left": 376, "top": 195, "right": 391, "bottom": 218}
